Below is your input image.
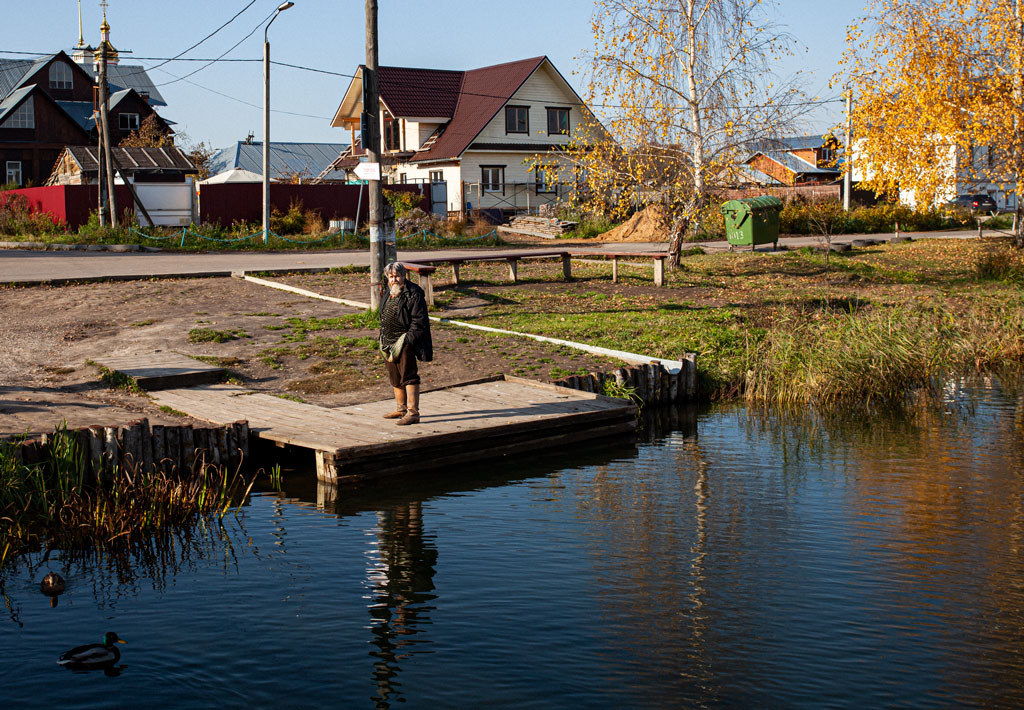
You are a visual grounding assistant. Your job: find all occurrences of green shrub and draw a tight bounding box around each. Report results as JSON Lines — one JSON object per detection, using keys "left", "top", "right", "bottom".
{"left": 0, "top": 192, "right": 65, "bottom": 236}
{"left": 383, "top": 189, "right": 422, "bottom": 218}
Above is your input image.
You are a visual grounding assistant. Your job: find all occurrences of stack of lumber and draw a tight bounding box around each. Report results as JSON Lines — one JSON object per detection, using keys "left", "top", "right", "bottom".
{"left": 498, "top": 215, "right": 578, "bottom": 239}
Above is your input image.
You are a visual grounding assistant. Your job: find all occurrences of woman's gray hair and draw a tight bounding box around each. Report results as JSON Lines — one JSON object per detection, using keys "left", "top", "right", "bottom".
{"left": 384, "top": 262, "right": 407, "bottom": 277}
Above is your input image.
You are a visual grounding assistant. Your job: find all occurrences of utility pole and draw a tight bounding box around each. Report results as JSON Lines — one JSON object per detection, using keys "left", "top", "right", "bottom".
{"left": 98, "top": 37, "right": 117, "bottom": 226}
{"left": 844, "top": 88, "right": 852, "bottom": 212}
{"left": 365, "top": 0, "right": 385, "bottom": 308}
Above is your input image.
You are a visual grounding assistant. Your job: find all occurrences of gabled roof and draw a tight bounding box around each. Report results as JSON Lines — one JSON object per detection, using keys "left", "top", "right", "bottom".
{"left": 0, "top": 85, "right": 34, "bottom": 124}
{"left": 0, "top": 52, "right": 166, "bottom": 107}
{"left": 378, "top": 66, "right": 463, "bottom": 119}
{"left": 208, "top": 141, "right": 350, "bottom": 180}
{"left": 749, "top": 149, "right": 839, "bottom": 176}
{"left": 56, "top": 145, "right": 196, "bottom": 176}
{"left": 331, "top": 56, "right": 581, "bottom": 165}
{"left": 414, "top": 56, "right": 546, "bottom": 163}
{"left": 55, "top": 100, "right": 96, "bottom": 132}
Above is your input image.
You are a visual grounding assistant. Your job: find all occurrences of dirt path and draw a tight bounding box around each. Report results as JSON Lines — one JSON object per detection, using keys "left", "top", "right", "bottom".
{"left": 0, "top": 270, "right": 634, "bottom": 437}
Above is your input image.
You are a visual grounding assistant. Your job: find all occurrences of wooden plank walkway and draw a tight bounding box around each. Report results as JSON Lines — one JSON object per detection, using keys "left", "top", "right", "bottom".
{"left": 90, "top": 352, "right": 225, "bottom": 390}
{"left": 150, "top": 375, "right": 636, "bottom": 483}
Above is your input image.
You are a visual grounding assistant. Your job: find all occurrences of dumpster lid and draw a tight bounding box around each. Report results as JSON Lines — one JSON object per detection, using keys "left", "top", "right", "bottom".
{"left": 721, "top": 195, "right": 784, "bottom": 212}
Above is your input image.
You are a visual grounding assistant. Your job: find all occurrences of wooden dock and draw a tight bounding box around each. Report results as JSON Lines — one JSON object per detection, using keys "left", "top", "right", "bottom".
{"left": 150, "top": 376, "right": 636, "bottom": 483}
{"left": 90, "top": 352, "right": 225, "bottom": 390}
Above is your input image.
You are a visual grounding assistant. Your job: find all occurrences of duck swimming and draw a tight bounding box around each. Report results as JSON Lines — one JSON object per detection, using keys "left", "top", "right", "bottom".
{"left": 58, "top": 632, "right": 125, "bottom": 669}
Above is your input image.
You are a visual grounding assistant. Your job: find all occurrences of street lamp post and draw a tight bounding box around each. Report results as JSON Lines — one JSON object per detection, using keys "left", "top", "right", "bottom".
{"left": 263, "top": 2, "right": 295, "bottom": 244}
{"left": 843, "top": 70, "right": 878, "bottom": 212}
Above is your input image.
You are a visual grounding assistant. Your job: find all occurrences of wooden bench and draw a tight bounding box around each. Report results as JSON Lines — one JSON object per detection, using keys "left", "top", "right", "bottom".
{"left": 568, "top": 250, "right": 670, "bottom": 287}
{"left": 397, "top": 262, "right": 437, "bottom": 306}
{"left": 402, "top": 249, "right": 670, "bottom": 299}
{"left": 409, "top": 250, "right": 572, "bottom": 286}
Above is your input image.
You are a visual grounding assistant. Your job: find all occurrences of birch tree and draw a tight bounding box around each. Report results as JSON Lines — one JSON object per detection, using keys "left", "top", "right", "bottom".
{"left": 563, "top": 0, "right": 806, "bottom": 267}
{"left": 840, "top": 0, "right": 1024, "bottom": 247}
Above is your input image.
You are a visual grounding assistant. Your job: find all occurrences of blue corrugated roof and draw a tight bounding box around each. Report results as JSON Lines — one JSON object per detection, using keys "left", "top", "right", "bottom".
{"left": 55, "top": 100, "right": 96, "bottom": 132}
{"left": 209, "top": 141, "right": 349, "bottom": 180}
{"left": 0, "top": 86, "right": 33, "bottom": 123}
{"left": 755, "top": 149, "right": 838, "bottom": 175}
{"left": 0, "top": 59, "right": 34, "bottom": 98}
{"left": 0, "top": 54, "right": 166, "bottom": 107}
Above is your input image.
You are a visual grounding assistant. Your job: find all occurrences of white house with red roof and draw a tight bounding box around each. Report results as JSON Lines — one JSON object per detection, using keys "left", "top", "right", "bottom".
{"left": 326, "top": 56, "right": 597, "bottom": 216}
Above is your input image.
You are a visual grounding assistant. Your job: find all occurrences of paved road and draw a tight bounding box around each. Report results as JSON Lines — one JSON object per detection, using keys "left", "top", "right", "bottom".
{"left": 0, "top": 229, "right": 989, "bottom": 284}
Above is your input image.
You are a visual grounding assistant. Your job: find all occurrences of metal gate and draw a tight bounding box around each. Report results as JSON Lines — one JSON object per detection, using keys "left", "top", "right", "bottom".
{"left": 430, "top": 180, "right": 447, "bottom": 217}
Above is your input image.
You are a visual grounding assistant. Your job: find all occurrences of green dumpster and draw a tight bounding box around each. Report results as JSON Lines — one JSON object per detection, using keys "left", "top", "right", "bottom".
{"left": 720, "top": 195, "right": 783, "bottom": 250}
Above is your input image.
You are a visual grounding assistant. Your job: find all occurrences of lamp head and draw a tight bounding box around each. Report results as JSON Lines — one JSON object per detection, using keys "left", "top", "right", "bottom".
{"left": 278, "top": 2, "right": 295, "bottom": 10}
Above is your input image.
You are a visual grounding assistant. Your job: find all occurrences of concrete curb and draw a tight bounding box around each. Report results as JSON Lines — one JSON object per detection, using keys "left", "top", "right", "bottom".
{"left": 0, "top": 241, "right": 156, "bottom": 252}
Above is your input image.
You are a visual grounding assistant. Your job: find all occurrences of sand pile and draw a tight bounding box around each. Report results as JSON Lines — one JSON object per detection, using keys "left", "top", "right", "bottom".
{"left": 595, "top": 204, "right": 668, "bottom": 242}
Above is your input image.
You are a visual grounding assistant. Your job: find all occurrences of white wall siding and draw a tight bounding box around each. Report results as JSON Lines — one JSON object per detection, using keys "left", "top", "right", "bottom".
{"left": 475, "top": 63, "right": 578, "bottom": 147}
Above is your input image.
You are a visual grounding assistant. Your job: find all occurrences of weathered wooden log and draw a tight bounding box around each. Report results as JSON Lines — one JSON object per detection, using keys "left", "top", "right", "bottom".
{"left": 225, "top": 424, "right": 238, "bottom": 470}
{"left": 140, "top": 418, "right": 153, "bottom": 474}
{"left": 74, "top": 428, "right": 90, "bottom": 476}
{"left": 88, "top": 426, "right": 104, "bottom": 477}
{"left": 592, "top": 372, "right": 604, "bottom": 395}
{"left": 659, "top": 365, "right": 669, "bottom": 403}
{"left": 683, "top": 353, "right": 697, "bottom": 397}
{"left": 191, "top": 428, "right": 206, "bottom": 468}
{"left": 179, "top": 426, "right": 195, "bottom": 472}
{"left": 566, "top": 375, "right": 580, "bottom": 391}
{"left": 151, "top": 425, "right": 166, "bottom": 475}
{"left": 233, "top": 421, "right": 249, "bottom": 463}
{"left": 120, "top": 424, "right": 137, "bottom": 472}
{"left": 164, "top": 427, "right": 180, "bottom": 475}
{"left": 634, "top": 365, "right": 647, "bottom": 403}
{"left": 669, "top": 366, "right": 680, "bottom": 402}
{"left": 216, "top": 427, "right": 229, "bottom": 468}
{"left": 103, "top": 427, "right": 119, "bottom": 476}
{"left": 614, "top": 368, "right": 627, "bottom": 389}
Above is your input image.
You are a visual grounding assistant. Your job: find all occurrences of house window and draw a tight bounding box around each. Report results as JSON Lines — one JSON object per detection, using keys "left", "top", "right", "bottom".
{"left": 819, "top": 146, "right": 834, "bottom": 166}
{"left": 49, "top": 62, "right": 73, "bottom": 90}
{"left": 119, "top": 113, "right": 140, "bottom": 131}
{"left": 429, "top": 170, "right": 443, "bottom": 183}
{"left": 2, "top": 99, "right": 34, "bottom": 129}
{"left": 546, "top": 107, "right": 570, "bottom": 135}
{"left": 505, "top": 105, "right": 529, "bottom": 134}
{"left": 5, "top": 161, "right": 22, "bottom": 186}
{"left": 383, "top": 117, "right": 400, "bottom": 151}
{"left": 535, "top": 167, "right": 556, "bottom": 194}
{"left": 481, "top": 165, "right": 504, "bottom": 193}
{"left": 400, "top": 173, "right": 407, "bottom": 183}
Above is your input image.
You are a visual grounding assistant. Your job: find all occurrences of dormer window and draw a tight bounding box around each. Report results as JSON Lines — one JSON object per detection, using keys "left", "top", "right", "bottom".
{"left": 2, "top": 99, "right": 34, "bottom": 129}
{"left": 546, "top": 107, "right": 570, "bottom": 135}
{"left": 505, "top": 105, "right": 529, "bottom": 134}
{"left": 119, "top": 113, "right": 140, "bottom": 131}
{"left": 49, "top": 62, "right": 73, "bottom": 90}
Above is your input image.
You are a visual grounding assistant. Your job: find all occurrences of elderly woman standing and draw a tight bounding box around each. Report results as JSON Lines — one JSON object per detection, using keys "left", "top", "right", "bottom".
{"left": 379, "top": 262, "right": 433, "bottom": 425}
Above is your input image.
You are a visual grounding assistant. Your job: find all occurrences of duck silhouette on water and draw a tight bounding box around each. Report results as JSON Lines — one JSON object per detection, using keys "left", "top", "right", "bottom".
{"left": 58, "top": 632, "right": 126, "bottom": 672}
{"left": 40, "top": 572, "right": 66, "bottom": 608}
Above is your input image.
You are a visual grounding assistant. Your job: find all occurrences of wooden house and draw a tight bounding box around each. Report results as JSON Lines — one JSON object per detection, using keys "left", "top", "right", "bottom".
{"left": 742, "top": 135, "right": 841, "bottom": 187}
{"left": 0, "top": 16, "right": 169, "bottom": 188}
{"left": 326, "top": 56, "right": 599, "bottom": 217}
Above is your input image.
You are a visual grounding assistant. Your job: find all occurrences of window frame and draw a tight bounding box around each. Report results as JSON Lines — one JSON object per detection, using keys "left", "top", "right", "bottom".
{"left": 3, "top": 99, "right": 34, "bottom": 129}
{"left": 505, "top": 105, "right": 530, "bottom": 135}
{"left": 546, "top": 106, "right": 570, "bottom": 136}
{"left": 481, "top": 165, "right": 505, "bottom": 194}
{"left": 382, "top": 115, "right": 401, "bottom": 151}
{"left": 119, "top": 113, "right": 140, "bottom": 131}
{"left": 428, "top": 170, "right": 444, "bottom": 183}
{"left": 48, "top": 62, "right": 73, "bottom": 90}
{"left": 535, "top": 166, "right": 557, "bottom": 194}
{"left": 5, "top": 160, "right": 22, "bottom": 186}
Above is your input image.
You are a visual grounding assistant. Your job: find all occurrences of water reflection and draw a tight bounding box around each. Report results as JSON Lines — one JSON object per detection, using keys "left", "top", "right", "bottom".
{"left": 367, "top": 502, "right": 438, "bottom": 708}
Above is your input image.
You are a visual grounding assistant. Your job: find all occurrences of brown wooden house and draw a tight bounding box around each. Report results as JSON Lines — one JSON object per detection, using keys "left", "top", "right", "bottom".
{"left": 0, "top": 51, "right": 170, "bottom": 187}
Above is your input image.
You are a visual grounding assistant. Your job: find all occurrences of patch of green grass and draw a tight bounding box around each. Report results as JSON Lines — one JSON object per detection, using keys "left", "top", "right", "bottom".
{"left": 273, "top": 393, "right": 307, "bottom": 403}
{"left": 130, "top": 319, "right": 156, "bottom": 327}
{"left": 245, "top": 311, "right": 280, "bottom": 317}
{"left": 87, "top": 361, "right": 143, "bottom": 394}
{"left": 158, "top": 405, "right": 189, "bottom": 417}
{"left": 188, "top": 327, "right": 248, "bottom": 343}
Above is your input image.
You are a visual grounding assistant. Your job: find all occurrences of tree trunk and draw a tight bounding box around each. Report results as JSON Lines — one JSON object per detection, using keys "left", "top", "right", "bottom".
{"left": 668, "top": 215, "right": 690, "bottom": 269}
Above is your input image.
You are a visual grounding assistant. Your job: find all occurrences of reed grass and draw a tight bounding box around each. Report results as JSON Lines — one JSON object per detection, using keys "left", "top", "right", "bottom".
{"left": 0, "top": 424, "right": 261, "bottom": 567}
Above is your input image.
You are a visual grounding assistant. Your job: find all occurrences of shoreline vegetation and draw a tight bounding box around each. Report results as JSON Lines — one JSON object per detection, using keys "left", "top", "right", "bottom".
{"left": 0, "top": 423, "right": 273, "bottom": 566}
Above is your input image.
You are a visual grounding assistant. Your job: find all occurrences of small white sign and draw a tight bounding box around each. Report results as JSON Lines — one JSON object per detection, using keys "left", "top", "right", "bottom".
{"left": 353, "top": 161, "right": 381, "bottom": 181}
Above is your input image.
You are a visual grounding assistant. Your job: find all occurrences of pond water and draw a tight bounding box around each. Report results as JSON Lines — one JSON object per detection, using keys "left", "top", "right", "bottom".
{"left": 2, "top": 380, "right": 1023, "bottom": 709}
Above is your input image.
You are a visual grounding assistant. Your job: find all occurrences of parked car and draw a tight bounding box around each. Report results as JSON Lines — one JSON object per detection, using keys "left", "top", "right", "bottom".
{"left": 949, "top": 194, "right": 998, "bottom": 212}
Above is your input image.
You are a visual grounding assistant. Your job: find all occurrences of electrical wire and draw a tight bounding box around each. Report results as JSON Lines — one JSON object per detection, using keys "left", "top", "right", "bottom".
{"left": 143, "top": 0, "right": 258, "bottom": 73}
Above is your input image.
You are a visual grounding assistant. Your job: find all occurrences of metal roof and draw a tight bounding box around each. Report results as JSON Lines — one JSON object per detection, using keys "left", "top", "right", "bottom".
{"left": 0, "top": 54, "right": 166, "bottom": 107}
{"left": 208, "top": 141, "right": 350, "bottom": 180}
{"left": 60, "top": 145, "right": 196, "bottom": 174}
{"left": 0, "top": 59, "right": 35, "bottom": 98}
{"left": 753, "top": 149, "right": 838, "bottom": 176}
{"left": 0, "top": 85, "right": 33, "bottom": 123}
{"left": 55, "top": 100, "right": 96, "bottom": 132}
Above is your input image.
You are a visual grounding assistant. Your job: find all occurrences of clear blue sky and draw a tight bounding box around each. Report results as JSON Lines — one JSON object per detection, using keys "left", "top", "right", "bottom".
{"left": 4, "top": 0, "right": 863, "bottom": 151}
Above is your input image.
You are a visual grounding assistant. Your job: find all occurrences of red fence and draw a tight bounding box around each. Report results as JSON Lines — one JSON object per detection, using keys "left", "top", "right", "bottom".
{"left": 1, "top": 182, "right": 430, "bottom": 230}
{"left": 0, "top": 184, "right": 134, "bottom": 229}
{"left": 197, "top": 183, "right": 428, "bottom": 227}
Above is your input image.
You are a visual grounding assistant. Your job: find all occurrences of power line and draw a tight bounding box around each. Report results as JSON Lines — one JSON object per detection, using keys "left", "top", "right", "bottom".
{"left": 143, "top": 0, "right": 258, "bottom": 73}
{"left": 152, "top": 7, "right": 277, "bottom": 87}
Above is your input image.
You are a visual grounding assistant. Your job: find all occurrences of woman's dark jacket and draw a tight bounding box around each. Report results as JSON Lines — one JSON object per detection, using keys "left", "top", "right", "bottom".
{"left": 380, "top": 281, "right": 433, "bottom": 362}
